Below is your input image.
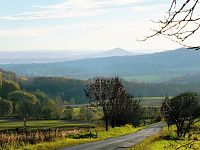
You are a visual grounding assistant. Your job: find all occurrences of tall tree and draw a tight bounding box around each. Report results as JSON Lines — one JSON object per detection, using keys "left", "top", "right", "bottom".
{"left": 85, "top": 77, "right": 142, "bottom": 130}
{"left": 85, "top": 78, "right": 113, "bottom": 131}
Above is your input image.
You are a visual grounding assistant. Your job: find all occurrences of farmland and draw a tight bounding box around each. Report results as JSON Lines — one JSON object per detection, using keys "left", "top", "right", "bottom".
{"left": 0, "top": 119, "right": 94, "bottom": 130}
{"left": 140, "top": 97, "right": 164, "bottom": 106}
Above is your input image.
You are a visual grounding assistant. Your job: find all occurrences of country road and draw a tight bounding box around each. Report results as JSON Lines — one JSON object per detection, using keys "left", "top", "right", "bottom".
{"left": 61, "top": 122, "right": 165, "bottom": 150}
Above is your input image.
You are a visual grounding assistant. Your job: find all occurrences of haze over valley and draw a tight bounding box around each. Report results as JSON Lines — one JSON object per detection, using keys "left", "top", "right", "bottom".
{"left": 1, "top": 47, "right": 200, "bottom": 83}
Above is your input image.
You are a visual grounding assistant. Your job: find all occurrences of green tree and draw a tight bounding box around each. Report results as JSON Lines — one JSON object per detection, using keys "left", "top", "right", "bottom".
{"left": 63, "top": 106, "right": 73, "bottom": 120}
{"left": 79, "top": 106, "right": 94, "bottom": 121}
{"left": 33, "top": 90, "right": 50, "bottom": 104}
{"left": 85, "top": 77, "right": 142, "bottom": 130}
{"left": 161, "top": 92, "right": 200, "bottom": 137}
{"left": 42, "top": 100, "right": 62, "bottom": 119}
{"left": 0, "top": 80, "right": 20, "bottom": 99}
{"left": 8, "top": 91, "right": 38, "bottom": 117}
{"left": 0, "top": 98, "right": 13, "bottom": 116}
{"left": 32, "top": 90, "right": 50, "bottom": 119}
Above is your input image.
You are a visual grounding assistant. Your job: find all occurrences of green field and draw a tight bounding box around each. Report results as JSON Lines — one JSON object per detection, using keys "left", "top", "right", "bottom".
{"left": 124, "top": 74, "right": 181, "bottom": 83}
{"left": 140, "top": 97, "right": 164, "bottom": 107}
{"left": 0, "top": 119, "right": 94, "bottom": 130}
{"left": 23, "top": 124, "right": 144, "bottom": 150}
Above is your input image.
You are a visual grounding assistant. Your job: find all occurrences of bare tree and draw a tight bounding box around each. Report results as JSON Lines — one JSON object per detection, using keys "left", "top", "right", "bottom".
{"left": 144, "top": 0, "right": 200, "bottom": 49}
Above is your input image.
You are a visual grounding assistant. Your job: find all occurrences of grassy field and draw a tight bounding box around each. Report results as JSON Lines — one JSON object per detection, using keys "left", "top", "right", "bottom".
{"left": 133, "top": 122, "right": 200, "bottom": 150}
{"left": 124, "top": 74, "right": 181, "bottom": 83}
{"left": 22, "top": 124, "right": 144, "bottom": 150}
{"left": 0, "top": 119, "right": 146, "bottom": 150}
{"left": 0, "top": 119, "right": 94, "bottom": 130}
{"left": 140, "top": 97, "right": 164, "bottom": 107}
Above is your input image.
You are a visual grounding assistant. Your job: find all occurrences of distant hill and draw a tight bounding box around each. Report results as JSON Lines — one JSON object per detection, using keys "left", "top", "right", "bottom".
{"left": 89, "top": 47, "right": 134, "bottom": 58}
{"left": 167, "top": 73, "right": 200, "bottom": 84}
{"left": 1, "top": 48, "right": 200, "bottom": 82}
{"left": 0, "top": 48, "right": 134, "bottom": 64}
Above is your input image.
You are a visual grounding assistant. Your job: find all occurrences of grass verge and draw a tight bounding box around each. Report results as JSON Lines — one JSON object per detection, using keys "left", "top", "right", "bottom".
{"left": 133, "top": 122, "right": 200, "bottom": 150}
{"left": 20, "top": 124, "right": 144, "bottom": 150}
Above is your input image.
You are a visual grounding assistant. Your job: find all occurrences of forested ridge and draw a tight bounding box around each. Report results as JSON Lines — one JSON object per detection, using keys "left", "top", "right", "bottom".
{"left": 1, "top": 69, "right": 200, "bottom": 105}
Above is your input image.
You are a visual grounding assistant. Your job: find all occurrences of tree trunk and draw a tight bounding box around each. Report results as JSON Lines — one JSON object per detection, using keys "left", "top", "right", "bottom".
{"left": 111, "top": 117, "right": 115, "bottom": 128}
{"left": 105, "top": 117, "right": 108, "bottom": 131}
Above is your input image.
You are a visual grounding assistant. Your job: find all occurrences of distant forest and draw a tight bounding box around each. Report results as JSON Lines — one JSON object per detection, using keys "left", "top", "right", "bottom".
{"left": 1, "top": 69, "right": 200, "bottom": 104}
{"left": 0, "top": 70, "right": 200, "bottom": 104}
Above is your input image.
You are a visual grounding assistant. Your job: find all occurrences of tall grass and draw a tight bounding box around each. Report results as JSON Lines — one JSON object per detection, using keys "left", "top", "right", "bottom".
{"left": 21, "top": 124, "right": 143, "bottom": 150}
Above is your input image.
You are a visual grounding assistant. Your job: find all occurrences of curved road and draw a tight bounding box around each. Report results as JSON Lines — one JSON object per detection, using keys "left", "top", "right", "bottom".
{"left": 61, "top": 122, "right": 165, "bottom": 150}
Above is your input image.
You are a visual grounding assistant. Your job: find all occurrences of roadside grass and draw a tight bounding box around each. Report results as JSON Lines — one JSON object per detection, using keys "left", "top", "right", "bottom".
{"left": 133, "top": 122, "right": 200, "bottom": 150}
{"left": 0, "top": 120, "right": 94, "bottom": 130}
{"left": 20, "top": 124, "right": 144, "bottom": 150}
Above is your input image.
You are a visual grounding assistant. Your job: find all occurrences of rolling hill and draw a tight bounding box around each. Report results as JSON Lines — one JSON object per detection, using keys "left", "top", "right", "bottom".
{"left": 1, "top": 48, "right": 200, "bottom": 82}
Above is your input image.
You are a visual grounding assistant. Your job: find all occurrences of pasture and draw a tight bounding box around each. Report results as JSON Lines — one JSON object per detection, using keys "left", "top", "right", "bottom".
{"left": 140, "top": 97, "right": 164, "bottom": 106}
{"left": 0, "top": 119, "right": 94, "bottom": 130}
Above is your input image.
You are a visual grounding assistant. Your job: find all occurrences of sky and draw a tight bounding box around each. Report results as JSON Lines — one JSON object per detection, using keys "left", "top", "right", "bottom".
{"left": 0, "top": 0, "right": 184, "bottom": 53}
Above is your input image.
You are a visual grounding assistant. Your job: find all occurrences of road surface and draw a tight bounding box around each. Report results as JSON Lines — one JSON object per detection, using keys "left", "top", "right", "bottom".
{"left": 61, "top": 122, "right": 165, "bottom": 150}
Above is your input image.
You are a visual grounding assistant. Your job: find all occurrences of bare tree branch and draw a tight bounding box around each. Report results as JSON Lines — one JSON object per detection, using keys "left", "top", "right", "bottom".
{"left": 143, "top": 0, "right": 200, "bottom": 50}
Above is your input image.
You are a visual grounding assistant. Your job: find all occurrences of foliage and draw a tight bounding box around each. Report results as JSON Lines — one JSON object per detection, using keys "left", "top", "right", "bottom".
{"left": 8, "top": 91, "right": 38, "bottom": 117}
{"left": 0, "top": 69, "right": 17, "bottom": 81}
{"left": 42, "top": 100, "right": 63, "bottom": 120}
{"left": 161, "top": 92, "right": 200, "bottom": 137}
{"left": 0, "top": 80, "right": 20, "bottom": 99}
{"left": 63, "top": 106, "right": 73, "bottom": 120}
{"left": 0, "top": 98, "right": 13, "bottom": 116}
{"left": 79, "top": 106, "right": 94, "bottom": 121}
{"left": 85, "top": 77, "right": 143, "bottom": 130}
{"left": 142, "top": 106, "right": 161, "bottom": 125}
{"left": 17, "top": 73, "right": 200, "bottom": 103}
{"left": 19, "top": 77, "right": 89, "bottom": 104}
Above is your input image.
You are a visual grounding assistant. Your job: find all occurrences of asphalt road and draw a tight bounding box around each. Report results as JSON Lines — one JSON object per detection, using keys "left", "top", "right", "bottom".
{"left": 61, "top": 122, "right": 165, "bottom": 150}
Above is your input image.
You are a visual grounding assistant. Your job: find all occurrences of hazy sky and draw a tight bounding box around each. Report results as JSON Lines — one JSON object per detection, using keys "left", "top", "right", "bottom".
{"left": 0, "top": 0, "right": 183, "bottom": 53}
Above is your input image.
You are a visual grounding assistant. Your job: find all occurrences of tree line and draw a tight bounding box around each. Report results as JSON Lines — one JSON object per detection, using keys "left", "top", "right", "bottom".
{"left": 0, "top": 71, "right": 62, "bottom": 119}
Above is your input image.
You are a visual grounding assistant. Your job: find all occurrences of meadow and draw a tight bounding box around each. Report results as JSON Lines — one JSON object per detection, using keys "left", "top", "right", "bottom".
{"left": 0, "top": 119, "right": 94, "bottom": 130}
{"left": 22, "top": 124, "right": 144, "bottom": 150}
{"left": 0, "top": 119, "right": 144, "bottom": 150}
{"left": 140, "top": 97, "right": 164, "bottom": 106}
